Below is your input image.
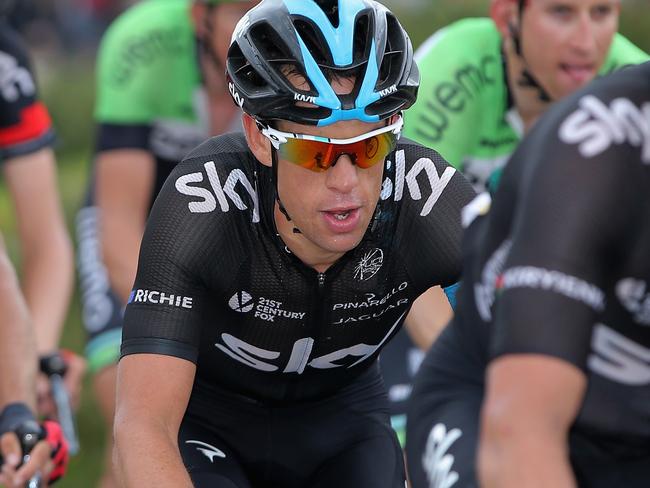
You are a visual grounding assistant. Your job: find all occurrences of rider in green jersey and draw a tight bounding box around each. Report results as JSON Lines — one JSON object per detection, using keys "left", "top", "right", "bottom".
{"left": 404, "top": 0, "right": 648, "bottom": 191}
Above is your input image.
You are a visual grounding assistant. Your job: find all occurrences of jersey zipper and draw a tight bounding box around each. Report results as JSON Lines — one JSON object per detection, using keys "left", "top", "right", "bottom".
{"left": 317, "top": 272, "right": 325, "bottom": 289}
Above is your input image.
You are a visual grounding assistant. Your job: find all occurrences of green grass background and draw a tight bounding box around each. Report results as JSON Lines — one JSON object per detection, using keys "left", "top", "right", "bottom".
{"left": 0, "top": 1, "right": 648, "bottom": 486}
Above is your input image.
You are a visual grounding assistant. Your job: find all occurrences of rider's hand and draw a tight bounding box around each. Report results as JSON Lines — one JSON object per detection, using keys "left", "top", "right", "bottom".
{"left": 0, "top": 428, "right": 50, "bottom": 488}
{"left": 37, "top": 350, "right": 86, "bottom": 417}
{"left": 0, "top": 420, "right": 69, "bottom": 487}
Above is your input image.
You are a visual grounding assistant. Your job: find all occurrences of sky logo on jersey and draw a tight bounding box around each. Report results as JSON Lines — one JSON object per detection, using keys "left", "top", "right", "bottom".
{"left": 380, "top": 150, "right": 456, "bottom": 217}
{"left": 128, "top": 289, "right": 193, "bottom": 309}
{"left": 175, "top": 161, "right": 260, "bottom": 222}
{"left": 616, "top": 278, "right": 650, "bottom": 326}
{"left": 215, "top": 310, "right": 406, "bottom": 374}
{"left": 228, "top": 291, "right": 306, "bottom": 323}
{"left": 354, "top": 248, "right": 383, "bottom": 281}
{"left": 0, "top": 51, "right": 35, "bottom": 102}
{"left": 588, "top": 324, "right": 650, "bottom": 385}
{"left": 559, "top": 95, "right": 650, "bottom": 164}
{"left": 422, "top": 423, "right": 461, "bottom": 488}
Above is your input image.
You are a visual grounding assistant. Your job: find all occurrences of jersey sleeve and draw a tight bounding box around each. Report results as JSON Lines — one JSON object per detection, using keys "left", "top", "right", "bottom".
{"left": 0, "top": 23, "right": 54, "bottom": 162}
{"left": 490, "top": 90, "right": 644, "bottom": 370}
{"left": 121, "top": 159, "right": 216, "bottom": 363}
{"left": 403, "top": 20, "right": 499, "bottom": 169}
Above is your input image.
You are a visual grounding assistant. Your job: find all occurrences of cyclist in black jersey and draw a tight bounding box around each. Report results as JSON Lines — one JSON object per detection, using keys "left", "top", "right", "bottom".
{"left": 113, "top": 1, "right": 475, "bottom": 486}
{"left": 406, "top": 61, "right": 650, "bottom": 488}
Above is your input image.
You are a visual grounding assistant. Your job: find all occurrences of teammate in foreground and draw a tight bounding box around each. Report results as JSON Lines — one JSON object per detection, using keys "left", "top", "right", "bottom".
{"left": 114, "top": 0, "right": 475, "bottom": 486}
{"left": 407, "top": 61, "right": 650, "bottom": 488}
{"left": 76, "top": 1, "right": 257, "bottom": 485}
{"left": 0, "top": 236, "right": 69, "bottom": 488}
{"left": 405, "top": 0, "right": 647, "bottom": 191}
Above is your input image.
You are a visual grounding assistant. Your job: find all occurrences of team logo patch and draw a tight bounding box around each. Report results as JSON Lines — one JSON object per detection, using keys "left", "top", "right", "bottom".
{"left": 422, "top": 423, "right": 462, "bottom": 488}
{"left": 228, "top": 291, "right": 306, "bottom": 322}
{"left": 185, "top": 440, "right": 226, "bottom": 463}
{"left": 354, "top": 248, "right": 384, "bottom": 281}
{"left": 228, "top": 291, "right": 254, "bottom": 313}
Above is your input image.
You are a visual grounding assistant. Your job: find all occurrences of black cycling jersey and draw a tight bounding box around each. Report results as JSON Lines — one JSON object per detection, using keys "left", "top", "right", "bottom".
{"left": 407, "top": 62, "right": 650, "bottom": 488}
{"left": 0, "top": 20, "right": 54, "bottom": 162}
{"left": 121, "top": 132, "right": 474, "bottom": 404}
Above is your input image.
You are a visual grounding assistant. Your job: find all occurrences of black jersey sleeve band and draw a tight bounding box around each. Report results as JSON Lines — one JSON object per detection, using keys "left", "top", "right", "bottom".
{"left": 96, "top": 123, "right": 151, "bottom": 152}
{"left": 120, "top": 338, "right": 198, "bottom": 363}
{"left": 0, "top": 130, "right": 55, "bottom": 163}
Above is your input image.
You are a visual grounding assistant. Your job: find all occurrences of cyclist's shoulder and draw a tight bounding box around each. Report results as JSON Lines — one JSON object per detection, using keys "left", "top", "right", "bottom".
{"left": 395, "top": 137, "right": 450, "bottom": 168}
{"left": 157, "top": 133, "right": 259, "bottom": 226}
{"left": 601, "top": 33, "right": 649, "bottom": 74}
{"left": 415, "top": 18, "right": 500, "bottom": 65}
{"left": 178, "top": 132, "right": 255, "bottom": 173}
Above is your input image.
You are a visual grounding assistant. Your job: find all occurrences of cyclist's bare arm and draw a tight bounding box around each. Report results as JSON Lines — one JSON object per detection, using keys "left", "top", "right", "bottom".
{"left": 2, "top": 147, "right": 73, "bottom": 354}
{"left": 96, "top": 149, "right": 155, "bottom": 303}
{"left": 403, "top": 286, "right": 453, "bottom": 350}
{"left": 0, "top": 236, "right": 53, "bottom": 488}
{"left": 114, "top": 354, "right": 196, "bottom": 487}
{"left": 0, "top": 234, "right": 37, "bottom": 407}
{"left": 478, "top": 354, "right": 586, "bottom": 488}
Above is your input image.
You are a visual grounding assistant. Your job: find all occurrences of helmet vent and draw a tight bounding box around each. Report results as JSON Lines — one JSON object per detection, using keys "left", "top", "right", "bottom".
{"left": 314, "top": 0, "right": 341, "bottom": 28}
{"left": 293, "top": 19, "right": 331, "bottom": 66}
{"left": 376, "top": 14, "right": 405, "bottom": 89}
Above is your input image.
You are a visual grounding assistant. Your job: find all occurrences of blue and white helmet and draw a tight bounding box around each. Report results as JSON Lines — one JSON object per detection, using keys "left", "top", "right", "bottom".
{"left": 226, "top": 0, "right": 419, "bottom": 126}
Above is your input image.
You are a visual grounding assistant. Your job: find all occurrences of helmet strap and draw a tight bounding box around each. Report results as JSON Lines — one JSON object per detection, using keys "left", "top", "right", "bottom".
{"left": 508, "top": 2, "right": 553, "bottom": 103}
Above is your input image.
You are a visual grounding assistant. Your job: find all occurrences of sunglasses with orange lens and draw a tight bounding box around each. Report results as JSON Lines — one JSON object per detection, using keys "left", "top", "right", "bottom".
{"left": 259, "top": 116, "right": 403, "bottom": 172}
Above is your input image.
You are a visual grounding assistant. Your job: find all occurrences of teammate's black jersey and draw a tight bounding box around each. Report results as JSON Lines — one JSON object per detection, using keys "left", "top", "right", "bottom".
{"left": 121, "top": 133, "right": 475, "bottom": 403}
{"left": 442, "top": 62, "right": 650, "bottom": 447}
{"left": 0, "top": 20, "right": 54, "bottom": 162}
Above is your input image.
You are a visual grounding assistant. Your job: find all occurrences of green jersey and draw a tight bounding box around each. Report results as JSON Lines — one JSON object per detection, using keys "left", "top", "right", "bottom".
{"left": 94, "top": 0, "right": 209, "bottom": 164}
{"left": 404, "top": 18, "right": 649, "bottom": 190}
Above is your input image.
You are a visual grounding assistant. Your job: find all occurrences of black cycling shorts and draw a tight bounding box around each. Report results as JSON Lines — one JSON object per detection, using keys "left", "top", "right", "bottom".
{"left": 179, "top": 363, "right": 405, "bottom": 488}
{"left": 406, "top": 324, "right": 481, "bottom": 488}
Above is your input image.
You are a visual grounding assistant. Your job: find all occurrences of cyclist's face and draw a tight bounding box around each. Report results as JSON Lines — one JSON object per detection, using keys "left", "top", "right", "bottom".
{"left": 272, "top": 80, "right": 387, "bottom": 259}
{"left": 520, "top": 0, "right": 619, "bottom": 98}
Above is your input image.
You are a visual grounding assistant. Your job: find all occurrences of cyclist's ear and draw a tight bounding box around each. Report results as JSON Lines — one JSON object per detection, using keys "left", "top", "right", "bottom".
{"left": 242, "top": 114, "right": 272, "bottom": 167}
{"left": 490, "top": 0, "right": 517, "bottom": 39}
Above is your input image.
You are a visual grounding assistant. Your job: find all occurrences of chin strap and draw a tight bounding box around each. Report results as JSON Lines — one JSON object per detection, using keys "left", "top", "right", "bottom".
{"left": 271, "top": 148, "right": 302, "bottom": 234}
{"left": 508, "top": 1, "right": 553, "bottom": 104}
